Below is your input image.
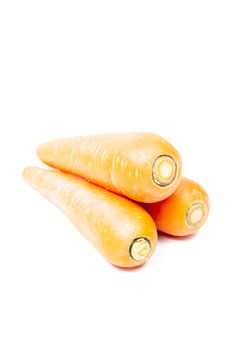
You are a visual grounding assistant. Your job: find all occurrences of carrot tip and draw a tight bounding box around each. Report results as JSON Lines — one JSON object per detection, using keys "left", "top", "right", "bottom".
{"left": 129, "top": 237, "right": 151, "bottom": 261}
{"left": 152, "top": 155, "right": 177, "bottom": 187}
{"left": 185, "top": 201, "right": 207, "bottom": 227}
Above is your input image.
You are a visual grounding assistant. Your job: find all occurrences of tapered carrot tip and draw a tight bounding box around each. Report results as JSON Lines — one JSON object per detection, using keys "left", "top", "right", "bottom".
{"left": 142, "top": 177, "right": 209, "bottom": 236}
{"left": 152, "top": 155, "right": 177, "bottom": 187}
{"left": 23, "top": 166, "right": 157, "bottom": 267}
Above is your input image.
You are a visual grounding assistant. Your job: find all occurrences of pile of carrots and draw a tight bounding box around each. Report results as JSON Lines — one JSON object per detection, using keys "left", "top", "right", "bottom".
{"left": 23, "top": 133, "right": 209, "bottom": 268}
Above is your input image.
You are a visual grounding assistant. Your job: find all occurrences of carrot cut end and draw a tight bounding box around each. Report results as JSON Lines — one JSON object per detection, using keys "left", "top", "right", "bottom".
{"left": 185, "top": 201, "right": 208, "bottom": 227}
{"left": 152, "top": 155, "right": 177, "bottom": 187}
{"left": 129, "top": 237, "right": 151, "bottom": 261}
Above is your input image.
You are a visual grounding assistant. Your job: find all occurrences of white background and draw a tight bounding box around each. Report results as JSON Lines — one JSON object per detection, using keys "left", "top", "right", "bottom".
{"left": 0, "top": 1, "right": 233, "bottom": 349}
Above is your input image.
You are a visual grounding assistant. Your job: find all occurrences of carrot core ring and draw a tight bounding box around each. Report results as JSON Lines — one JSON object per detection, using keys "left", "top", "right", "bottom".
{"left": 129, "top": 237, "right": 151, "bottom": 261}
{"left": 152, "top": 155, "right": 177, "bottom": 187}
{"left": 186, "top": 201, "right": 206, "bottom": 227}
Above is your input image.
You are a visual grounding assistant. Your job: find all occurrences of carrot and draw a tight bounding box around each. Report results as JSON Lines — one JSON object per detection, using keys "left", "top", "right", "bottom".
{"left": 37, "top": 133, "right": 182, "bottom": 203}
{"left": 23, "top": 166, "right": 157, "bottom": 267}
{"left": 142, "top": 177, "right": 209, "bottom": 236}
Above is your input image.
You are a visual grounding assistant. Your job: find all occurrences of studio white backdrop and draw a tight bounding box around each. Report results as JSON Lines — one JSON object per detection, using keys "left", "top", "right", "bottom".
{"left": 0, "top": 1, "right": 232, "bottom": 349}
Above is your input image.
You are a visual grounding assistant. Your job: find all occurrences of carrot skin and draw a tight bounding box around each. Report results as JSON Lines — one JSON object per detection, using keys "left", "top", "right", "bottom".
{"left": 142, "top": 177, "right": 210, "bottom": 236}
{"left": 37, "top": 133, "right": 182, "bottom": 203}
{"left": 23, "top": 167, "right": 157, "bottom": 267}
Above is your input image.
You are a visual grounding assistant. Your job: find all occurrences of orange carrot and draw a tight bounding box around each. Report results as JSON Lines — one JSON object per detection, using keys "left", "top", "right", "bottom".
{"left": 23, "top": 166, "right": 157, "bottom": 267}
{"left": 142, "top": 177, "right": 209, "bottom": 236}
{"left": 37, "top": 133, "right": 182, "bottom": 203}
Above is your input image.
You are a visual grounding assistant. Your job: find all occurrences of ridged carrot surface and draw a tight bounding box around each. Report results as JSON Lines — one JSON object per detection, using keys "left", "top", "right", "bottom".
{"left": 23, "top": 167, "right": 157, "bottom": 267}
{"left": 142, "top": 177, "right": 209, "bottom": 236}
{"left": 37, "top": 133, "right": 182, "bottom": 203}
